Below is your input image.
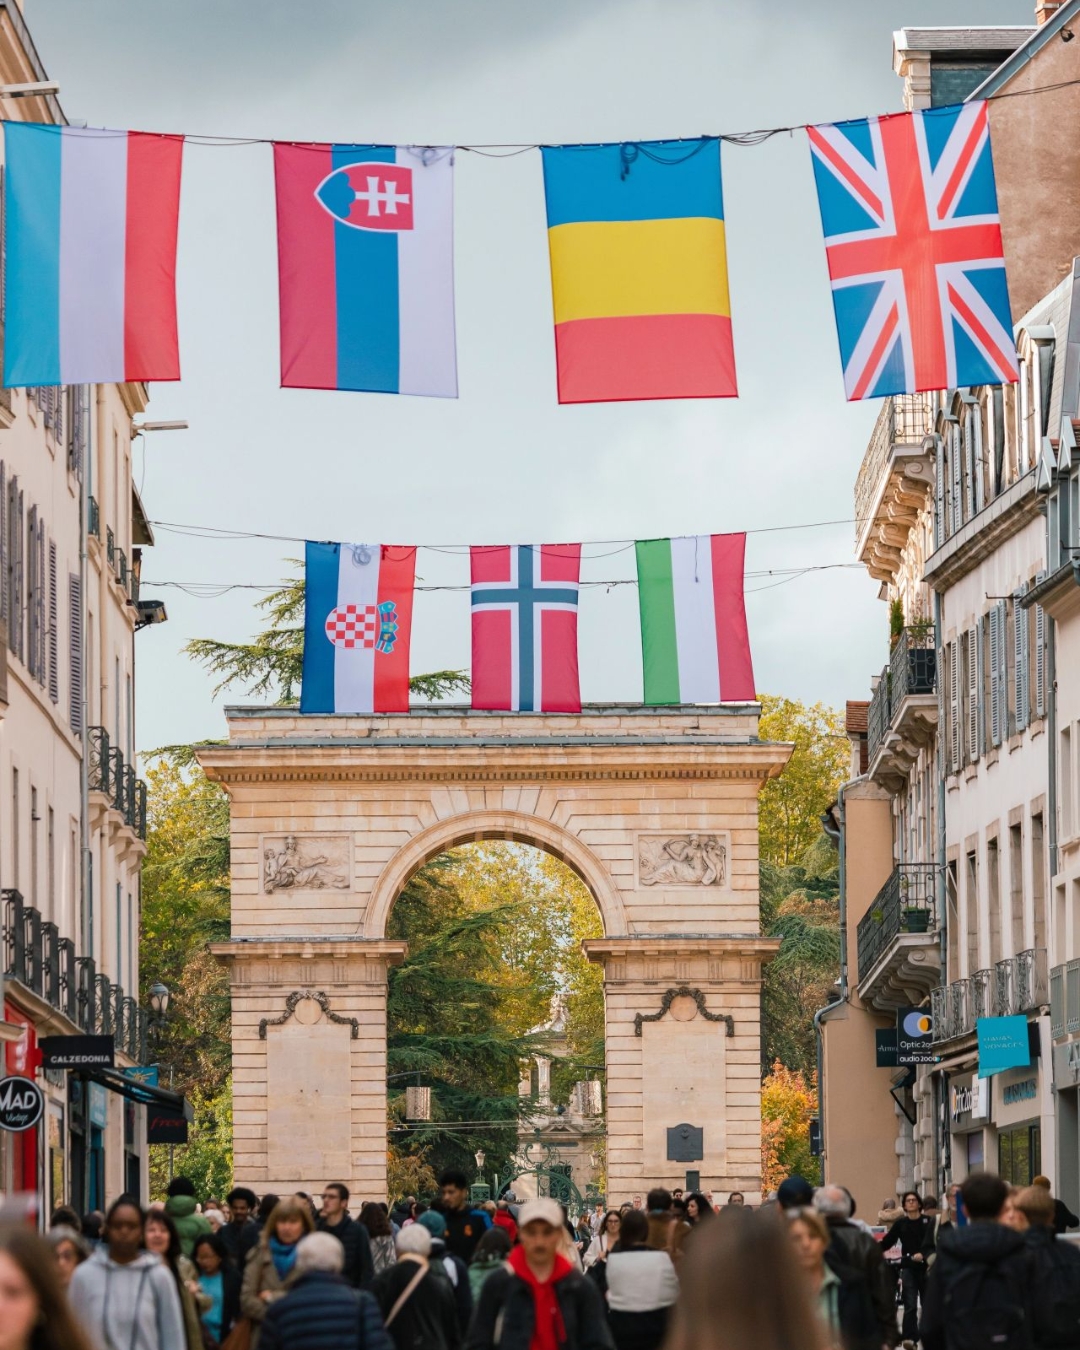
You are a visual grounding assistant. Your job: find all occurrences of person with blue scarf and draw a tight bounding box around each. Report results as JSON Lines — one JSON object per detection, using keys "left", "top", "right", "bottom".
{"left": 241, "top": 1197, "right": 315, "bottom": 1348}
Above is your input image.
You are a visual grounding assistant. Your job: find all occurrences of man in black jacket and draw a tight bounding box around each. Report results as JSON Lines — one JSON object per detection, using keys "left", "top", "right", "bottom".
{"left": 920, "top": 1173, "right": 1034, "bottom": 1350}
{"left": 221, "top": 1187, "right": 260, "bottom": 1267}
{"left": 880, "top": 1190, "right": 933, "bottom": 1349}
{"left": 465, "top": 1198, "right": 613, "bottom": 1350}
{"left": 438, "top": 1169, "right": 492, "bottom": 1264}
{"left": 317, "top": 1182, "right": 375, "bottom": 1289}
{"left": 371, "top": 1224, "right": 460, "bottom": 1350}
{"left": 260, "top": 1232, "right": 392, "bottom": 1350}
{"left": 816, "top": 1185, "right": 898, "bottom": 1348}
{"left": 1016, "top": 1184, "right": 1080, "bottom": 1349}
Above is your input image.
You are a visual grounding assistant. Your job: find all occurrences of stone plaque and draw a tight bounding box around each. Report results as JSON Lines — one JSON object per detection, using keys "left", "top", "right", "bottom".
{"left": 638, "top": 834, "right": 729, "bottom": 887}
{"left": 262, "top": 835, "right": 350, "bottom": 893}
{"left": 667, "top": 1123, "right": 704, "bottom": 1163}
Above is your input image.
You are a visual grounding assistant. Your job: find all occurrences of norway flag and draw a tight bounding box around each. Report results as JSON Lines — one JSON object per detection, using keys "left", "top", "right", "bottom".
{"left": 470, "top": 545, "right": 581, "bottom": 713}
{"left": 274, "top": 142, "right": 456, "bottom": 397}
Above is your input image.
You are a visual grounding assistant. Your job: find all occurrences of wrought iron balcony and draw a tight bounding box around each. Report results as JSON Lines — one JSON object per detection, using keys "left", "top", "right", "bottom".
{"left": 1053, "top": 959, "right": 1080, "bottom": 1038}
{"left": 95, "top": 974, "right": 113, "bottom": 1035}
{"left": 88, "top": 726, "right": 110, "bottom": 796}
{"left": 1015, "top": 948, "right": 1049, "bottom": 1012}
{"left": 931, "top": 977, "right": 977, "bottom": 1042}
{"left": 856, "top": 863, "right": 938, "bottom": 989}
{"left": 109, "top": 747, "right": 126, "bottom": 815}
{"left": 933, "top": 953, "right": 1046, "bottom": 1043}
{"left": 88, "top": 496, "right": 100, "bottom": 539}
{"left": 972, "top": 967, "right": 993, "bottom": 1021}
{"left": 106, "top": 526, "right": 115, "bottom": 569}
{"left": 116, "top": 549, "right": 128, "bottom": 592}
{"left": 866, "top": 629, "right": 938, "bottom": 790}
{"left": 75, "top": 957, "right": 97, "bottom": 1033}
{"left": 133, "top": 780, "right": 148, "bottom": 840}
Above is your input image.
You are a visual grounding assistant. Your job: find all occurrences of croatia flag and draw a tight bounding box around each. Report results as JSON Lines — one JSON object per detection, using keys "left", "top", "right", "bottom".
{"left": 470, "top": 545, "right": 581, "bottom": 713}
{"left": 301, "top": 542, "right": 416, "bottom": 714}
{"left": 274, "top": 143, "right": 457, "bottom": 397}
{"left": 635, "top": 534, "right": 754, "bottom": 705}
{"left": 3, "top": 123, "right": 183, "bottom": 388}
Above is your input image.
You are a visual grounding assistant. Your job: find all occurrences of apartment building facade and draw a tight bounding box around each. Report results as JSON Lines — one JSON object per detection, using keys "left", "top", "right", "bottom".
{"left": 822, "top": 5, "right": 1080, "bottom": 1205}
{"left": 0, "top": 0, "right": 180, "bottom": 1215}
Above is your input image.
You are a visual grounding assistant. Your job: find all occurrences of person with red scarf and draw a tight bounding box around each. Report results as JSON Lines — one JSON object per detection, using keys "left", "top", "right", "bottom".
{"left": 465, "top": 1199, "right": 613, "bottom": 1350}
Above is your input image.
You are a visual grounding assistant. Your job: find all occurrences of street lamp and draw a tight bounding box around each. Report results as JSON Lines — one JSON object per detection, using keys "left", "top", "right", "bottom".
{"left": 149, "top": 983, "right": 170, "bottom": 1020}
{"left": 474, "top": 1149, "right": 486, "bottom": 1180}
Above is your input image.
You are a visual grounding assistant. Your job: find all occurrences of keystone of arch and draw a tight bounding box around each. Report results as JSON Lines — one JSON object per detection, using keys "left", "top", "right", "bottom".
{"left": 364, "top": 810, "right": 629, "bottom": 940}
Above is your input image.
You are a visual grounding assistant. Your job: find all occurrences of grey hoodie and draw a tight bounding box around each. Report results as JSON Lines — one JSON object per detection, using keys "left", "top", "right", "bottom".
{"left": 70, "top": 1248, "right": 186, "bottom": 1350}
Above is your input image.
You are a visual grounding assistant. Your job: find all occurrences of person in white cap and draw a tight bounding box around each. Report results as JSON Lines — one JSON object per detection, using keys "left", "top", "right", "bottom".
{"left": 464, "top": 1198, "right": 613, "bottom": 1350}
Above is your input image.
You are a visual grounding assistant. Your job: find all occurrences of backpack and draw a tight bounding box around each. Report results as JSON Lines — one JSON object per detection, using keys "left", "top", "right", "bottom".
{"left": 943, "top": 1256, "right": 1029, "bottom": 1350}
{"left": 1029, "top": 1239, "right": 1080, "bottom": 1348}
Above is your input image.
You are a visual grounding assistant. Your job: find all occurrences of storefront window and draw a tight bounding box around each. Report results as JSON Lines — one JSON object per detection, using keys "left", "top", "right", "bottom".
{"left": 967, "top": 1132, "right": 985, "bottom": 1171}
{"left": 999, "top": 1125, "right": 1042, "bottom": 1185}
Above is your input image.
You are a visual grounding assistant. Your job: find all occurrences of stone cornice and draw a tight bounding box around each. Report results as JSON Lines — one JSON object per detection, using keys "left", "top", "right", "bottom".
{"left": 923, "top": 471, "right": 1041, "bottom": 592}
{"left": 583, "top": 936, "right": 782, "bottom": 961}
{"left": 197, "top": 742, "right": 791, "bottom": 787}
{"left": 209, "top": 939, "right": 408, "bottom": 965}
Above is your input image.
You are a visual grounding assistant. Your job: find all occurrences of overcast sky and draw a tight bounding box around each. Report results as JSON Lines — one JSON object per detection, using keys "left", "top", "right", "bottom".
{"left": 29, "top": 0, "right": 1032, "bottom": 752}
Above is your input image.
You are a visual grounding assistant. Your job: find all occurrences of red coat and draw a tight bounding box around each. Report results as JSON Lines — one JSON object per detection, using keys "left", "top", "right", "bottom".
{"left": 493, "top": 1208, "right": 518, "bottom": 1242}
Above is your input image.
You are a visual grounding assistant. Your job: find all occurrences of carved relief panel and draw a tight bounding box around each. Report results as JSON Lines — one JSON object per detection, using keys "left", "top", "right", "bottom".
{"left": 637, "top": 833, "right": 730, "bottom": 889}
{"left": 261, "top": 835, "right": 351, "bottom": 893}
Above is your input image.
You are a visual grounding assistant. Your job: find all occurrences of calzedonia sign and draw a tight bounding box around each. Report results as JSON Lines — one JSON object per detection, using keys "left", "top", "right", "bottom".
{"left": 39, "top": 1035, "right": 114, "bottom": 1070}
{"left": 0, "top": 1076, "right": 44, "bottom": 1132}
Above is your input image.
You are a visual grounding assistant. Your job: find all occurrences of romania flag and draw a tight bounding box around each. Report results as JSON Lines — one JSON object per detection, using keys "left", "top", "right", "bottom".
{"left": 540, "top": 138, "right": 736, "bottom": 404}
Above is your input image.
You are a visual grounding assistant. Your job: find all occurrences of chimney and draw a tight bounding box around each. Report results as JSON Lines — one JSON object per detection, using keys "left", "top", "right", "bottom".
{"left": 1036, "top": 0, "right": 1064, "bottom": 22}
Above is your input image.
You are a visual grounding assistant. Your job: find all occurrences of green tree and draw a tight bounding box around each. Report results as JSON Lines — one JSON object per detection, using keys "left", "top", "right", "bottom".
{"left": 140, "top": 757, "right": 233, "bottom": 1196}
{"left": 758, "top": 695, "right": 848, "bottom": 867}
{"left": 185, "top": 566, "right": 468, "bottom": 704}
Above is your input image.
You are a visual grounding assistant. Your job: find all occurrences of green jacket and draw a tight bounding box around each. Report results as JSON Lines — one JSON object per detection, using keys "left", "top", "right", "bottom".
{"left": 165, "top": 1195, "right": 213, "bottom": 1258}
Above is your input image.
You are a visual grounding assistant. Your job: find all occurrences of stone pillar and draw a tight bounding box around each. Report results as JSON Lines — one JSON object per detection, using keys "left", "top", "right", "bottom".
{"left": 585, "top": 937, "right": 777, "bottom": 1204}
{"left": 211, "top": 939, "right": 406, "bottom": 1198}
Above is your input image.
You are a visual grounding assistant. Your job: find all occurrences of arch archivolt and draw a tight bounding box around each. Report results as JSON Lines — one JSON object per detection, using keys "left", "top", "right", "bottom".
{"left": 364, "top": 809, "right": 628, "bottom": 940}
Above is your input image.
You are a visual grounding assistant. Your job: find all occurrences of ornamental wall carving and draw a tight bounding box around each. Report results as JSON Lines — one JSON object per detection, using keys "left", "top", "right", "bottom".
{"left": 637, "top": 833, "right": 730, "bottom": 888}
{"left": 261, "top": 834, "right": 350, "bottom": 893}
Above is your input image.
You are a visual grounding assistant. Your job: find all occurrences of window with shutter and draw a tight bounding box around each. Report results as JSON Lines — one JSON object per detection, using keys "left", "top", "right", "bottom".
{"left": 968, "top": 625, "right": 981, "bottom": 762}
{"left": 68, "top": 573, "right": 82, "bottom": 734}
{"left": 1035, "top": 569, "right": 1047, "bottom": 720}
{"left": 949, "top": 637, "right": 961, "bottom": 771}
{"left": 1015, "top": 585, "right": 1030, "bottom": 733}
{"left": 13, "top": 485, "right": 23, "bottom": 662}
{"left": 964, "top": 418, "right": 977, "bottom": 519}
{"left": 935, "top": 436, "right": 946, "bottom": 547}
{"left": 951, "top": 424, "right": 964, "bottom": 533}
{"left": 47, "top": 540, "right": 58, "bottom": 704}
{"left": 990, "top": 603, "right": 1003, "bottom": 747}
{"left": 25, "top": 505, "right": 36, "bottom": 678}
{"left": 35, "top": 514, "right": 45, "bottom": 685}
{"left": 938, "top": 645, "right": 947, "bottom": 774}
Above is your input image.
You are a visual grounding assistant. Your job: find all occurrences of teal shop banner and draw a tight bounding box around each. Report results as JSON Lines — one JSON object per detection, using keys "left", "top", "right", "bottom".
{"left": 977, "top": 1015, "right": 1031, "bottom": 1078}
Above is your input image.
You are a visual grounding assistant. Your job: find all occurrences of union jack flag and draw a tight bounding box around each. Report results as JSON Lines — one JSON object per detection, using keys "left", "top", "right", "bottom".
{"left": 807, "top": 102, "right": 1019, "bottom": 401}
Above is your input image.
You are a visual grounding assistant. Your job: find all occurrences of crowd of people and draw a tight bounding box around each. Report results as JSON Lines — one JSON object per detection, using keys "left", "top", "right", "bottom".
{"left": 5, "top": 1167, "right": 1080, "bottom": 1349}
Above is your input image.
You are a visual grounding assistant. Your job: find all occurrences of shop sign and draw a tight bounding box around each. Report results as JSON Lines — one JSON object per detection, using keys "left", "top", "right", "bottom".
{"left": 123, "top": 1066, "right": 159, "bottom": 1088}
{"left": 88, "top": 1083, "right": 108, "bottom": 1129}
{"left": 39, "top": 1035, "right": 114, "bottom": 1070}
{"left": 897, "top": 1007, "right": 939, "bottom": 1065}
{"left": 977, "top": 1015, "right": 1031, "bottom": 1078}
{"left": 0, "top": 1076, "right": 44, "bottom": 1132}
{"left": 147, "top": 1110, "right": 187, "bottom": 1145}
{"left": 1002, "top": 1078, "right": 1038, "bottom": 1106}
{"left": 950, "top": 1075, "right": 989, "bottom": 1124}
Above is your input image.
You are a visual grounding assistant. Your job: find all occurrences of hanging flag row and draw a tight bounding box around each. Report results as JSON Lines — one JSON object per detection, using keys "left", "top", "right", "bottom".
{"left": 1, "top": 102, "right": 1019, "bottom": 404}
{"left": 300, "top": 533, "right": 755, "bottom": 715}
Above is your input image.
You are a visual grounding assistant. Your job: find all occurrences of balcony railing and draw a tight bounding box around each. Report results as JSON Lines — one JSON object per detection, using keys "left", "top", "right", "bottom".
{"left": 108, "top": 748, "right": 126, "bottom": 815}
{"left": 1053, "top": 960, "right": 1080, "bottom": 1038}
{"left": 88, "top": 496, "right": 100, "bottom": 539}
{"left": 854, "top": 394, "right": 937, "bottom": 545}
{"left": 933, "top": 950, "right": 1047, "bottom": 1042}
{"left": 856, "top": 863, "right": 938, "bottom": 984}
{"left": 868, "top": 628, "right": 937, "bottom": 762}
{"left": 116, "top": 549, "right": 128, "bottom": 593}
{"left": 88, "top": 726, "right": 110, "bottom": 796}
{"left": 3, "top": 895, "right": 145, "bottom": 1055}
{"left": 106, "top": 527, "right": 115, "bottom": 569}
{"left": 133, "top": 780, "right": 148, "bottom": 840}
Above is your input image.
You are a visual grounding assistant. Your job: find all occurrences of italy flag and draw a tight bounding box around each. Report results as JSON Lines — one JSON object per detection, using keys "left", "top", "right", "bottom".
{"left": 635, "top": 534, "right": 755, "bottom": 705}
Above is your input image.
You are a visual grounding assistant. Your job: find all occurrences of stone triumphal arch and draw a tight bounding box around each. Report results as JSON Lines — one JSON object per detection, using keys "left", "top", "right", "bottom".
{"left": 201, "top": 704, "right": 789, "bottom": 1202}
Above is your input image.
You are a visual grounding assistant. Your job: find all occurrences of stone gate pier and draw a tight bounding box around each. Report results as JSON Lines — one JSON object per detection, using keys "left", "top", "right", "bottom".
{"left": 200, "top": 704, "right": 788, "bottom": 1202}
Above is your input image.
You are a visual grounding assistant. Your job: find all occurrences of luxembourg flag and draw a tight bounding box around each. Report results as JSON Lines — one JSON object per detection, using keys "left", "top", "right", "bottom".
{"left": 3, "top": 123, "right": 183, "bottom": 388}
{"left": 301, "top": 542, "right": 416, "bottom": 714}
{"left": 635, "top": 534, "right": 755, "bottom": 704}
{"left": 274, "top": 142, "right": 457, "bottom": 397}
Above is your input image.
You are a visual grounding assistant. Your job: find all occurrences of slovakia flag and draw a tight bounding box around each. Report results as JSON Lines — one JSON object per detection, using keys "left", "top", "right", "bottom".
{"left": 274, "top": 143, "right": 457, "bottom": 397}
{"left": 470, "top": 545, "right": 581, "bottom": 713}
{"left": 301, "top": 542, "right": 416, "bottom": 714}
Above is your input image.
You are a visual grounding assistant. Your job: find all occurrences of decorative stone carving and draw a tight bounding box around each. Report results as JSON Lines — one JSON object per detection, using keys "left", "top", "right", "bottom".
{"left": 262, "top": 835, "right": 349, "bottom": 893}
{"left": 258, "top": 990, "right": 359, "bottom": 1039}
{"left": 634, "top": 986, "right": 734, "bottom": 1038}
{"left": 638, "top": 833, "right": 728, "bottom": 887}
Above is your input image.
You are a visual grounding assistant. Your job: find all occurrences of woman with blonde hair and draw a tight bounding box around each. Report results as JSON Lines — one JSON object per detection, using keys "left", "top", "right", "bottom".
{"left": 666, "top": 1206, "right": 829, "bottom": 1350}
{"left": 240, "top": 1196, "right": 316, "bottom": 1346}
